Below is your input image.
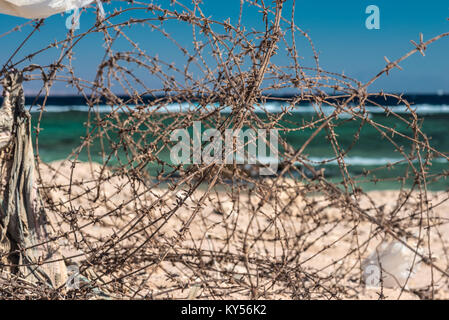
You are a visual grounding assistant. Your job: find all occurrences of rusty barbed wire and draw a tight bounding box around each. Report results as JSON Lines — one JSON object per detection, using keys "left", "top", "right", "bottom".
{"left": 0, "top": 0, "right": 448, "bottom": 299}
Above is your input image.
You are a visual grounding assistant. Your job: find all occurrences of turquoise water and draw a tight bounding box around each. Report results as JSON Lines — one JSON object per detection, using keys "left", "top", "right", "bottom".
{"left": 31, "top": 106, "right": 449, "bottom": 191}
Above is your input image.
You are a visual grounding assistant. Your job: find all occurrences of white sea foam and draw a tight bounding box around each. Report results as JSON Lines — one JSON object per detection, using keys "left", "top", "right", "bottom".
{"left": 234, "top": 155, "right": 447, "bottom": 166}
{"left": 306, "top": 156, "right": 448, "bottom": 166}
{"left": 28, "top": 103, "right": 449, "bottom": 115}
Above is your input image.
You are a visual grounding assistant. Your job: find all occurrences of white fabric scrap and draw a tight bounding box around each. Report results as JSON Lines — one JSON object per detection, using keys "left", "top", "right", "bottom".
{"left": 0, "top": 0, "right": 95, "bottom": 19}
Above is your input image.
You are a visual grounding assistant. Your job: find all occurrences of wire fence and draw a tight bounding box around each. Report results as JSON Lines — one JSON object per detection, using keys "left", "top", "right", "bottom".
{"left": 0, "top": 0, "right": 448, "bottom": 299}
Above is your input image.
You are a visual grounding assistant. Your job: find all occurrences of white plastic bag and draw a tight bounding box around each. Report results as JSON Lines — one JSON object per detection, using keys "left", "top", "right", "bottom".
{"left": 0, "top": 0, "right": 94, "bottom": 19}
{"left": 362, "top": 240, "right": 422, "bottom": 288}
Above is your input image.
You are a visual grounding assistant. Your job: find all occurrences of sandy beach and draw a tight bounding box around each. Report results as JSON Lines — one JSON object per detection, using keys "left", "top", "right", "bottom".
{"left": 34, "top": 160, "right": 449, "bottom": 300}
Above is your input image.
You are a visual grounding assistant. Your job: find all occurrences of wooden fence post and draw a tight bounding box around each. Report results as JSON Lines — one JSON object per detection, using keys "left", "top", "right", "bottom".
{"left": 0, "top": 70, "right": 67, "bottom": 289}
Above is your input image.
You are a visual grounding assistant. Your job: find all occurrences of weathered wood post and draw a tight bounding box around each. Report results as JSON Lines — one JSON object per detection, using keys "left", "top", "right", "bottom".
{"left": 0, "top": 70, "right": 67, "bottom": 288}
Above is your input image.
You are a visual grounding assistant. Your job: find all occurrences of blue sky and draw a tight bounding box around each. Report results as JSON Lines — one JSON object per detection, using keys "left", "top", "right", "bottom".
{"left": 0, "top": 0, "right": 448, "bottom": 95}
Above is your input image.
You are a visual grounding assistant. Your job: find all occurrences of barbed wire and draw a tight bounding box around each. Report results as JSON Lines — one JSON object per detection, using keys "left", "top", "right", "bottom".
{"left": 0, "top": 0, "right": 448, "bottom": 299}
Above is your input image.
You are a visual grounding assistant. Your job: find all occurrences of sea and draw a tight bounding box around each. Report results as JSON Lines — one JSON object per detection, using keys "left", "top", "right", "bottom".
{"left": 12, "top": 94, "right": 449, "bottom": 191}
